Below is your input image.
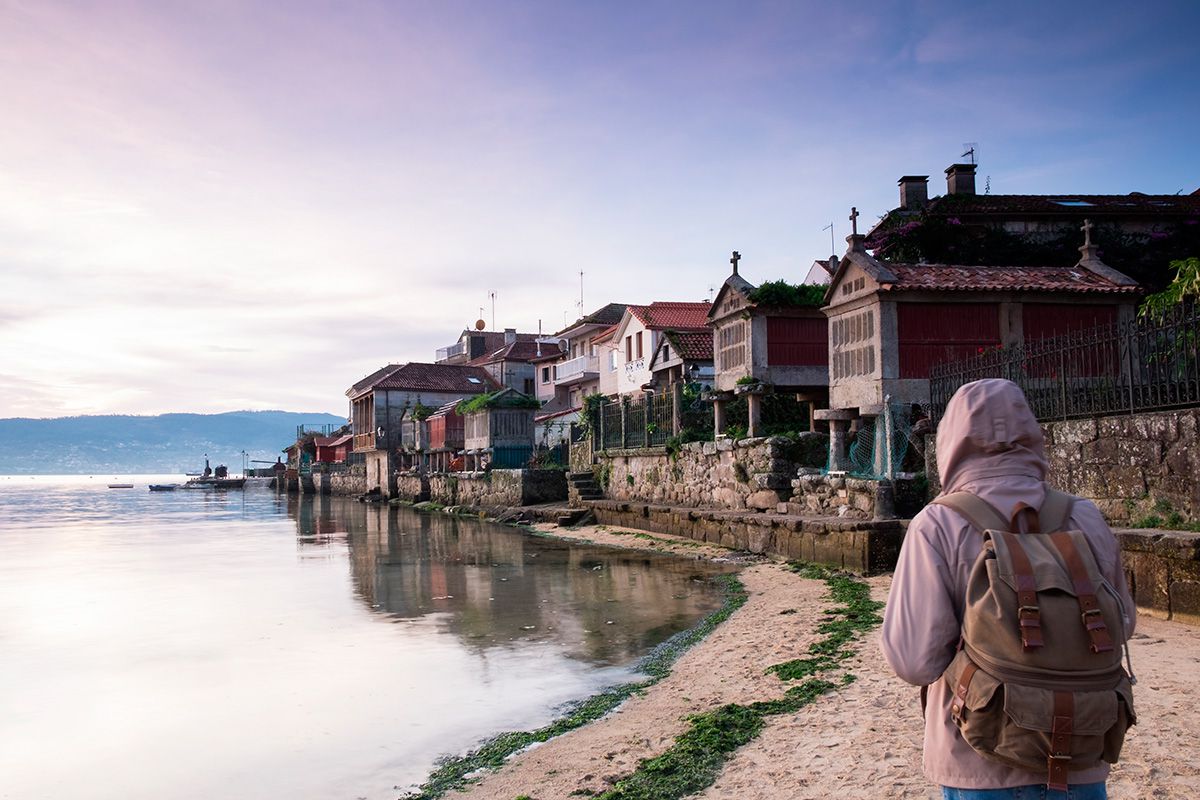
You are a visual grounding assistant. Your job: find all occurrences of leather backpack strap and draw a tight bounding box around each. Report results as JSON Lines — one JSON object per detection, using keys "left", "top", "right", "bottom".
{"left": 931, "top": 492, "right": 1011, "bottom": 534}
{"left": 1038, "top": 488, "right": 1076, "bottom": 534}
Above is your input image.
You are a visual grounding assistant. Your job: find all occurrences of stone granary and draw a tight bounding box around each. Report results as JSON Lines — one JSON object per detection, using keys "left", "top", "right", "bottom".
{"left": 708, "top": 251, "right": 830, "bottom": 437}
{"left": 818, "top": 215, "right": 1141, "bottom": 472}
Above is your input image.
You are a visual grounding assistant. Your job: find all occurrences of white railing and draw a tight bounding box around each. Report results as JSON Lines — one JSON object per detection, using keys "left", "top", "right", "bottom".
{"left": 554, "top": 354, "right": 599, "bottom": 384}
{"left": 435, "top": 340, "right": 468, "bottom": 362}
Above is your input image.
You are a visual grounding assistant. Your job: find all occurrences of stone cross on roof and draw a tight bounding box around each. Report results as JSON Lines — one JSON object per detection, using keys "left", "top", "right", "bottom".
{"left": 849, "top": 207, "right": 860, "bottom": 236}
{"left": 730, "top": 250, "right": 741, "bottom": 275}
{"left": 1081, "top": 218, "right": 1094, "bottom": 248}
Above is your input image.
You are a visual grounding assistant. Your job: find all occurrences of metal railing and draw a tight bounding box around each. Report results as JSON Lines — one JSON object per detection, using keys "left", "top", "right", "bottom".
{"left": 553, "top": 354, "right": 599, "bottom": 384}
{"left": 929, "top": 303, "right": 1199, "bottom": 423}
{"left": 595, "top": 390, "right": 677, "bottom": 449}
{"left": 435, "top": 340, "right": 467, "bottom": 362}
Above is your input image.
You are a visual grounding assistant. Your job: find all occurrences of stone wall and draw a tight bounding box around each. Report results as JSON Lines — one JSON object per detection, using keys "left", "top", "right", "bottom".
{"left": 1117, "top": 529, "right": 1200, "bottom": 624}
{"left": 310, "top": 462, "right": 366, "bottom": 496}
{"left": 394, "top": 472, "right": 429, "bottom": 502}
{"left": 589, "top": 499, "right": 903, "bottom": 575}
{"left": 784, "top": 471, "right": 886, "bottom": 520}
{"left": 597, "top": 433, "right": 827, "bottom": 512}
{"left": 1044, "top": 409, "right": 1199, "bottom": 527}
{"left": 424, "top": 469, "right": 567, "bottom": 510}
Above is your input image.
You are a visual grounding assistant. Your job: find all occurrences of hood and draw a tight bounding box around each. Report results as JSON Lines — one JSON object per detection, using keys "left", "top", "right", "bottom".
{"left": 935, "top": 378, "right": 1047, "bottom": 494}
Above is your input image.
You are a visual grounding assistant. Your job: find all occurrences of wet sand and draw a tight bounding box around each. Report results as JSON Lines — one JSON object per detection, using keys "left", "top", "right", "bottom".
{"left": 448, "top": 521, "right": 1200, "bottom": 800}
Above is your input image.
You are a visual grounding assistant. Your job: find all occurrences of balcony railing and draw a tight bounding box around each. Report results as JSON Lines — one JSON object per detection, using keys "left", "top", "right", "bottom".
{"left": 554, "top": 354, "right": 599, "bottom": 385}
{"left": 352, "top": 432, "right": 376, "bottom": 451}
{"left": 435, "top": 340, "right": 468, "bottom": 362}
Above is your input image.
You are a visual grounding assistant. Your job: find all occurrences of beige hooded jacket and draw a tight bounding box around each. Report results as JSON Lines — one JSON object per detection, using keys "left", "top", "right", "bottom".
{"left": 880, "top": 379, "right": 1135, "bottom": 789}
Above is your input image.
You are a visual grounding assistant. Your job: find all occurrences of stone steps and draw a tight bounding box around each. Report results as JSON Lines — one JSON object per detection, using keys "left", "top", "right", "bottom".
{"left": 567, "top": 471, "right": 605, "bottom": 505}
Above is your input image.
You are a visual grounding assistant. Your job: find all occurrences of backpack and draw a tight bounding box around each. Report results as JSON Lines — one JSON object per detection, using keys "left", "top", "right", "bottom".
{"left": 931, "top": 488, "right": 1136, "bottom": 791}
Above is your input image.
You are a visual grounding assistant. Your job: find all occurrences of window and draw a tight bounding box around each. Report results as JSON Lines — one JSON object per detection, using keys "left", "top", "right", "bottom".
{"left": 523, "top": 378, "right": 534, "bottom": 395}
{"left": 635, "top": 332, "right": 643, "bottom": 359}
{"left": 625, "top": 335, "right": 632, "bottom": 361}
{"left": 541, "top": 366, "right": 550, "bottom": 383}
{"left": 662, "top": 344, "right": 670, "bottom": 362}
{"left": 467, "top": 377, "right": 481, "bottom": 384}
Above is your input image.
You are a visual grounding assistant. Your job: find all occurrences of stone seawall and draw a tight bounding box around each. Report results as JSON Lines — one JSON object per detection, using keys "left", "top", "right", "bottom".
{"left": 589, "top": 499, "right": 903, "bottom": 575}
{"left": 1117, "top": 528, "right": 1200, "bottom": 624}
{"left": 407, "top": 469, "right": 567, "bottom": 511}
{"left": 309, "top": 462, "right": 366, "bottom": 496}
{"left": 597, "top": 434, "right": 827, "bottom": 512}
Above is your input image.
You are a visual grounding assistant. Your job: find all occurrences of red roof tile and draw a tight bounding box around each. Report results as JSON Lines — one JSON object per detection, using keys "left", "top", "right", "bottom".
{"left": 629, "top": 301, "right": 713, "bottom": 330}
{"left": 347, "top": 364, "right": 403, "bottom": 396}
{"left": 371, "top": 363, "right": 498, "bottom": 394}
{"left": 880, "top": 264, "right": 1142, "bottom": 294}
{"left": 467, "top": 339, "right": 561, "bottom": 366}
{"left": 314, "top": 434, "right": 352, "bottom": 448}
{"left": 590, "top": 323, "right": 619, "bottom": 343}
{"left": 665, "top": 330, "right": 713, "bottom": 361}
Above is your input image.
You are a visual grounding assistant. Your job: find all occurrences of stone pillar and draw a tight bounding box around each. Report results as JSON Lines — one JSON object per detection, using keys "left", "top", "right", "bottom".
{"left": 713, "top": 398, "right": 727, "bottom": 436}
{"left": 814, "top": 409, "right": 857, "bottom": 472}
{"left": 746, "top": 393, "right": 762, "bottom": 438}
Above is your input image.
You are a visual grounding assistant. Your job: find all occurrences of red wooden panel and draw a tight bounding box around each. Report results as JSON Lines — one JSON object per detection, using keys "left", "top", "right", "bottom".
{"left": 1022, "top": 304, "right": 1117, "bottom": 341}
{"left": 898, "top": 303, "right": 1001, "bottom": 378}
{"left": 766, "top": 317, "right": 829, "bottom": 366}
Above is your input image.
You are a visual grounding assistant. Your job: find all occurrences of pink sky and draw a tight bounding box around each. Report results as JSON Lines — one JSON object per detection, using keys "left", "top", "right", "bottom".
{"left": 2, "top": 1, "right": 1198, "bottom": 417}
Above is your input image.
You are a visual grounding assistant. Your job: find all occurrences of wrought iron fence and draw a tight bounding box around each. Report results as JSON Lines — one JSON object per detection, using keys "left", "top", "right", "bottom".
{"left": 593, "top": 390, "right": 679, "bottom": 450}
{"left": 929, "top": 303, "right": 1199, "bottom": 423}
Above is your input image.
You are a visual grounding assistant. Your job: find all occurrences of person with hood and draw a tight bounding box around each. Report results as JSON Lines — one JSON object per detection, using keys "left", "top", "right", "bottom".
{"left": 881, "top": 379, "right": 1134, "bottom": 799}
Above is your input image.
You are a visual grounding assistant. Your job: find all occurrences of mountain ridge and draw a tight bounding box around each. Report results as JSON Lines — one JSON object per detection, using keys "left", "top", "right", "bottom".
{"left": 0, "top": 410, "right": 347, "bottom": 474}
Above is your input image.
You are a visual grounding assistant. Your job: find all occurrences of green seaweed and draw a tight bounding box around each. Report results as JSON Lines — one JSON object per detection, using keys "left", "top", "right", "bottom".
{"left": 399, "top": 575, "right": 747, "bottom": 800}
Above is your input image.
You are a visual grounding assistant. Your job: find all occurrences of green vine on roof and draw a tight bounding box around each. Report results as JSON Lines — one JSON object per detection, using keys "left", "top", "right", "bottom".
{"left": 410, "top": 402, "right": 435, "bottom": 421}
{"left": 456, "top": 390, "right": 542, "bottom": 415}
{"left": 746, "top": 280, "right": 826, "bottom": 308}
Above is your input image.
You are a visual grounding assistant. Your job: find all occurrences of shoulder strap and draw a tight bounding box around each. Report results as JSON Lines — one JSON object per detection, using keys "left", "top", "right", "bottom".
{"left": 1039, "top": 488, "right": 1077, "bottom": 534}
{"left": 931, "top": 492, "right": 1011, "bottom": 533}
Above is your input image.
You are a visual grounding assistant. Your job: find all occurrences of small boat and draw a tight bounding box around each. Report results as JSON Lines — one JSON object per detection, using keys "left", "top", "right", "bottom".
{"left": 183, "top": 477, "right": 246, "bottom": 490}
{"left": 149, "top": 484, "right": 179, "bottom": 491}
{"left": 107, "top": 484, "right": 134, "bottom": 489}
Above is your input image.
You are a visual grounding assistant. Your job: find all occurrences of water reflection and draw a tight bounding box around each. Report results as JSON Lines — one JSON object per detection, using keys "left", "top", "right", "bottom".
{"left": 289, "top": 495, "right": 730, "bottom": 667}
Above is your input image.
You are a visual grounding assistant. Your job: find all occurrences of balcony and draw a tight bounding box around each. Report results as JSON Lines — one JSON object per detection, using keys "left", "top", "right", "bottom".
{"left": 435, "top": 340, "right": 468, "bottom": 363}
{"left": 553, "top": 354, "right": 599, "bottom": 387}
{"left": 352, "top": 432, "right": 376, "bottom": 452}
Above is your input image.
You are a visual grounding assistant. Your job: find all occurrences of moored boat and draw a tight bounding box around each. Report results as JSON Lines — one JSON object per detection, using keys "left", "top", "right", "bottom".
{"left": 107, "top": 483, "right": 134, "bottom": 489}
{"left": 148, "top": 484, "right": 179, "bottom": 491}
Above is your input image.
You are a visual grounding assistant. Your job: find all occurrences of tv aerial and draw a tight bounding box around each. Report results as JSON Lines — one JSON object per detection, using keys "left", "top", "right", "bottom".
{"left": 961, "top": 143, "right": 978, "bottom": 165}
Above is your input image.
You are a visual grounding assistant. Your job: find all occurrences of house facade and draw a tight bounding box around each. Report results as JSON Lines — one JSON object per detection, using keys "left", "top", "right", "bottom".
{"left": 346, "top": 362, "right": 498, "bottom": 495}
{"left": 610, "top": 301, "right": 712, "bottom": 396}
{"left": 468, "top": 335, "right": 561, "bottom": 397}
{"left": 537, "top": 303, "right": 628, "bottom": 411}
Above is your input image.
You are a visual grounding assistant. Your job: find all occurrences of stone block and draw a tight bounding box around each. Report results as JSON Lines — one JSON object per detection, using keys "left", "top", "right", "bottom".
{"left": 1116, "top": 438, "right": 1161, "bottom": 468}
{"left": 1056, "top": 418, "right": 1098, "bottom": 446}
{"left": 745, "top": 489, "right": 784, "bottom": 510}
{"left": 753, "top": 473, "right": 792, "bottom": 490}
{"left": 1080, "top": 438, "right": 1117, "bottom": 464}
{"left": 1168, "top": 579, "right": 1200, "bottom": 624}
{"left": 746, "top": 525, "right": 773, "bottom": 554}
{"left": 1106, "top": 466, "right": 1147, "bottom": 499}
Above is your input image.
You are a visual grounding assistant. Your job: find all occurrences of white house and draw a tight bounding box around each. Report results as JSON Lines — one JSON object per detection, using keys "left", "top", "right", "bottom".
{"left": 609, "top": 302, "right": 712, "bottom": 396}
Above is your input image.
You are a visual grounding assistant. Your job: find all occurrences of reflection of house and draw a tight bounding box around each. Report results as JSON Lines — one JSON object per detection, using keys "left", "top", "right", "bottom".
{"left": 611, "top": 301, "right": 711, "bottom": 396}
{"left": 346, "top": 363, "right": 498, "bottom": 495}
{"left": 536, "top": 303, "right": 629, "bottom": 412}
{"left": 819, "top": 222, "right": 1140, "bottom": 470}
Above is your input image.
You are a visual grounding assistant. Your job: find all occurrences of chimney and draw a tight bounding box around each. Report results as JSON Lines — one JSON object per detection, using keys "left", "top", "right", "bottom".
{"left": 945, "top": 163, "right": 976, "bottom": 195}
{"left": 504, "top": 327, "right": 516, "bottom": 345}
{"left": 898, "top": 175, "right": 929, "bottom": 209}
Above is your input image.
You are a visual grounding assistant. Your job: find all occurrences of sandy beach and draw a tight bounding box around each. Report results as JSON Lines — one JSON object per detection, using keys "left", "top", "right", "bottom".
{"left": 441, "top": 521, "right": 1200, "bottom": 800}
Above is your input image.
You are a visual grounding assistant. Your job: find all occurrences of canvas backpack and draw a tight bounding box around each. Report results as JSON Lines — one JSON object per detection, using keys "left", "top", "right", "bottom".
{"left": 931, "top": 488, "right": 1136, "bottom": 791}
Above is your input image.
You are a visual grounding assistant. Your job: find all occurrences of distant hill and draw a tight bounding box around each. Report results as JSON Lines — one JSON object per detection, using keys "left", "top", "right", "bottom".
{"left": 0, "top": 410, "right": 347, "bottom": 475}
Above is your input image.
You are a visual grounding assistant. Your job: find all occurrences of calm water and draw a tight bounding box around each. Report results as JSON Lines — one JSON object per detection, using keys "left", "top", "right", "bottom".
{"left": 0, "top": 476, "right": 729, "bottom": 800}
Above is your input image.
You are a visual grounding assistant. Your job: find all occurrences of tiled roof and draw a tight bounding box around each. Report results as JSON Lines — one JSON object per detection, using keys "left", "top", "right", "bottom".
{"left": 426, "top": 400, "right": 461, "bottom": 419}
{"left": 535, "top": 407, "right": 581, "bottom": 423}
{"left": 918, "top": 193, "right": 1200, "bottom": 216}
{"left": 314, "top": 434, "right": 352, "bottom": 448}
{"left": 554, "top": 302, "right": 630, "bottom": 336}
{"left": 590, "top": 323, "right": 619, "bottom": 343}
{"left": 664, "top": 330, "right": 714, "bottom": 361}
{"left": 629, "top": 301, "right": 713, "bottom": 330}
{"left": 879, "top": 264, "right": 1142, "bottom": 294}
{"left": 468, "top": 339, "right": 561, "bottom": 366}
{"left": 347, "top": 364, "right": 403, "bottom": 396}
{"left": 371, "top": 363, "right": 498, "bottom": 394}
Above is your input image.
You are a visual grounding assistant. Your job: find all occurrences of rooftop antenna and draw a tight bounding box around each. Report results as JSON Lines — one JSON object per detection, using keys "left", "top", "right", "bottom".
{"left": 537, "top": 320, "right": 542, "bottom": 357}
{"left": 984, "top": 175, "right": 991, "bottom": 195}
{"left": 489, "top": 291, "right": 496, "bottom": 330}
{"left": 822, "top": 221, "right": 835, "bottom": 255}
{"left": 706, "top": 283, "right": 715, "bottom": 302}
{"left": 579, "top": 270, "right": 585, "bottom": 314}
{"left": 961, "top": 143, "right": 978, "bottom": 165}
